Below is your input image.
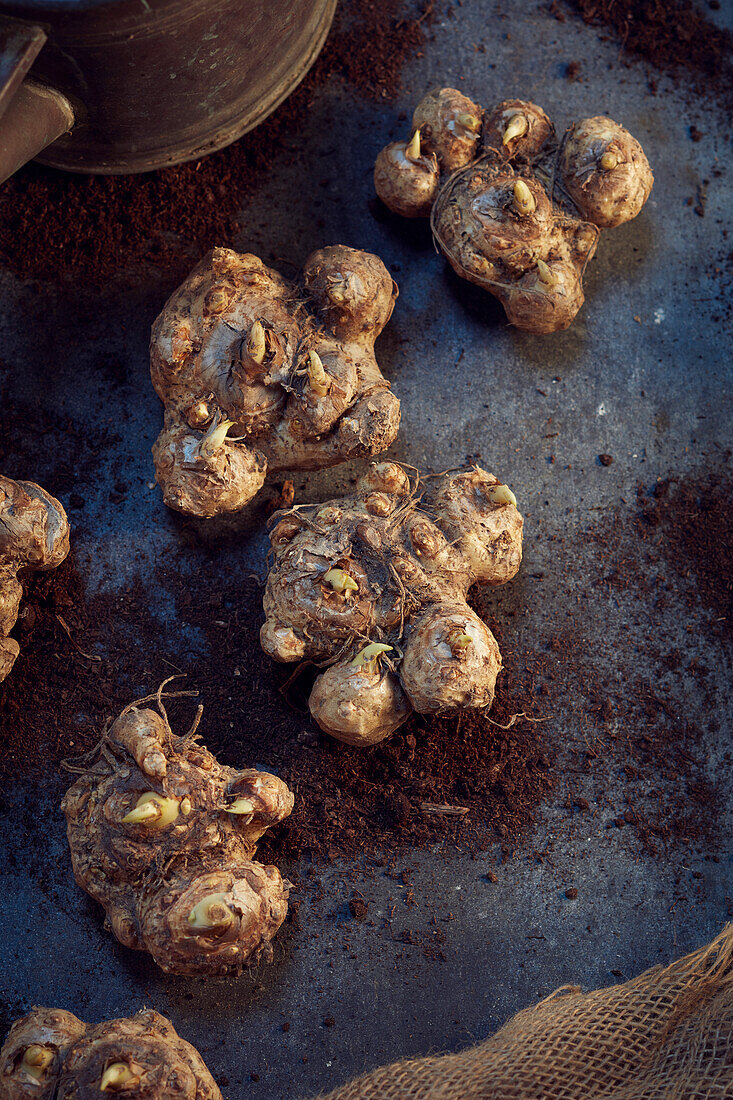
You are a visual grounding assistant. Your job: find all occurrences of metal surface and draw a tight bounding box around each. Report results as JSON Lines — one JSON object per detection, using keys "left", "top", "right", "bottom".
{"left": 0, "top": 2, "right": 731, "bottom": 1098}
{"left": 0, "top": 15, "right": 45, "bottom": 118}
{"left": 0, "top": 0, "right": 337, "bottom": 173}
{"left": 0, "top": 79, "right": 73, "bottom": 183}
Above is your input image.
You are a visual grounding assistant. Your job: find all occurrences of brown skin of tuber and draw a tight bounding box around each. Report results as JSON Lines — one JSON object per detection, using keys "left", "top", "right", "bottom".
{"left": 261, "top": 462, "right": 523, "bottom": 746}
{"left": 560, "top": 116, "right": 654, "bottom": 228}
{"left": 0, "top": 476, "right": 70, "bottom": 683}
{"left": 150, "top": 246, "right": 400, "bottom": 518}
{"left": 0, "top": 1008, "right": 221, "bottom": 1100}
{"left": 412, "top": 87, "right": 482, "bottom": 172}
{"left": 374, "top": 89, "right": 653, "bottom": 333}
{"left": 62, "top": 696, "right": 293, "bottom": 976}
{"left": 373, "top": 142, "right": 439, "bottom": 219}
{"left": 308, "top": 658, "right": 413, "bottom": 747}
{"left": 0, "top": 1009, "right": 86, "bottom": 1100}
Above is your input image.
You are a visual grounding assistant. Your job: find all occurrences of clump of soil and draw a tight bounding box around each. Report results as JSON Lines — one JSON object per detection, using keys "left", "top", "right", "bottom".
{"left": 561, "top": 0, "right": 733, "bottom": 109}
{"left": 639, "top": 473, "right": 732, "bottom": 623}
{"left": 256, "top": 650, "right": 555, "bottom": 863}
{"left": 551, "top": 472, "right": 732, "bottom": 855}
{"left": 0, "top": 0, "right": 438, "bottom": 287}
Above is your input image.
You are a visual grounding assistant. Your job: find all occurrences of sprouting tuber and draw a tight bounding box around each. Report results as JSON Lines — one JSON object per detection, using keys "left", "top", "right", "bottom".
{"left": 150, "top": 246, "right": 401, "bottom": 518}
{"left": 0, "top": 476, "right": 70, "bottom": 682}
{"left": 0, "top": 1007, "right": 220, "bottom": 1100}
{"left": 261, "top": 462, "right": 523, "bottom": 746}
{"left": 62, "top": 687, "right": 294, "bottom": 976}
{"left": 374, "top": 89, "right": 653, "bottom": 333}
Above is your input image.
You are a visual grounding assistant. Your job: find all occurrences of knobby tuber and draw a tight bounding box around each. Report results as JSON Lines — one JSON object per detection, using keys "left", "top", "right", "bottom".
{"left": 62, "top": 688, "right": 294, "bottom": 976}
{"left": 0, "top": 476, "right": 70, "bottom": 682}
{"left": 150, "top": 246, "right": 401, "bottom": 517}
{"left": 374, "top": 89, "right": 653, "bottom": 333}
{"left": 0, "top": 1007, "right": 220, "bottom": 1100}
{"left": 261, "top": 462, "right": 523, "bottom": 746}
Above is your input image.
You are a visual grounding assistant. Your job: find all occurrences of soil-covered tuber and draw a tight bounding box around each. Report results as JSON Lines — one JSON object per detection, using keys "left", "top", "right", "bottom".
{"left": 374, "top": 89, "right": 653, "bottom": 333}
{"left": 0, "top": 1007, "right": 220, "bottom": 1100}
{"left": 150, "top": 246, "right": 401, "bottom": 518}
{"left": 0, "top": 476, "right": 70, "bottom": 683}
{"left": 62, "top": 688, "right": 294, "bottom": 976}
{"left": 261, "top": 463, "right": 523, "bottom": 746}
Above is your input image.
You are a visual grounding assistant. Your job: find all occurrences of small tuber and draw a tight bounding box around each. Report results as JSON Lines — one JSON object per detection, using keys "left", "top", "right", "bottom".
{"left": 150, "top": 246, "right": 401, "bottom": 517}
{"left": 261, "top": 463, "right": 523, "bottom": 746}
{"left": 62, "top": 688, "right": 294, "bottom": 976}
{"left": 374, "top": 88, "right": 653, "bottom": 333}
{"left": 0, "top": 1007, "right": 220, "bottom": 1100}
{"left": 0, "top": 476, "right": 70, "bottom": 683}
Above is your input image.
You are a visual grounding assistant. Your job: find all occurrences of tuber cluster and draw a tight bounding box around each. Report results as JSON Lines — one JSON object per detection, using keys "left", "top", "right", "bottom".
{"left": 62, "top": 688, "right": 294, "bottom": 976}
{"left": 0, "top": 476, "right": 70, "bottom": 683}
{"left": 0, "top": 1007, "right": 220, "bottom": 1100}
{"left": 374, "top": 88, "right": 653, "bottom": 333}
{"left": 150, "top": 246, "right": 401, "bottom": 518}
{"left": 261, "top": 462, "right": 523, "bottom": 746}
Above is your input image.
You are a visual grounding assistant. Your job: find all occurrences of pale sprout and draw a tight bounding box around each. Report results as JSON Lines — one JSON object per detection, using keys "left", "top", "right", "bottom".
{"left": 503, "top": 113, "right": 528, "bottom": 145}
{"left": 122, "top": 792, "right": 180, "bottom": 827}
{"left": 486, "top": 483, "right": 517, "bottom": 507}
{"left": 246, "top": 320, "right": 266, "bottom": 365}
{"left": 323, "top": 567, "right": 359, "bottom": 594}
{"left": 328, "top": 279, "right": 348, "bottom": 304}
{"left": 187, "top": 892, "right": 235, "bottom": 930}
{"left": 405, "top": 130, "right": 422, "bottom": 163}
{"left": 537, "top": 259, "right": 559, "bottom": 287}
{"left": 351, "top": 642, "right": 393, "bottom": 669}
{"left": 100, "top": 1063, "right": 139, "bottom": 1092}
{"left": 198, "top": 417, "right": 235, "bottom": 459}
{"left": 513, "top": 179, "right": 536, "bottom": 216}
{"left": 447, "top": 628, "right": 473, "bottom": 652}
{"left": 226, "top": 797, "right": 254, "bottom": 815}
{"left": 21, "top": 1046, "right": 53, "bottom": 1080}
{"left": 456, "top": 111, "right": 481, "bottom": 134}
{"left": 308, "top": 350, "right": 331, "bottom": 397}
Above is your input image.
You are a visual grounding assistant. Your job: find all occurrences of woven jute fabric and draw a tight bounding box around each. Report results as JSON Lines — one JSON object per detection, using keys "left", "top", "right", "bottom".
{"left": 318, "top": 925, "right": 733, "bottom": 1099}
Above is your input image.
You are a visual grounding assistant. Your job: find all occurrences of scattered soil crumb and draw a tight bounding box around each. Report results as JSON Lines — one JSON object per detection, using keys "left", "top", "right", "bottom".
{"left": 563, "top": 0, "right": 732, "bottom": 110}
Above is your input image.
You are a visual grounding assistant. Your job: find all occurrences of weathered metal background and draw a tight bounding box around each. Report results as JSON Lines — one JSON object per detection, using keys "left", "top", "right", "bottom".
{"left": 0, "top": 2, "right": 731, "bottom": 1098}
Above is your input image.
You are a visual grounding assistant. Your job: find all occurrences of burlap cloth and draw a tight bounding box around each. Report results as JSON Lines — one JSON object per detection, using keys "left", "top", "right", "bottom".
{"left": 317, "top": 924, "right": 733, "bottom": 1099}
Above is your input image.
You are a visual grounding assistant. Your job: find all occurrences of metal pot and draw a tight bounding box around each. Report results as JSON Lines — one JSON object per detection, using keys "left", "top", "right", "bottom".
{"left": 0, "top": 0, "right": 337, "bottom": 182}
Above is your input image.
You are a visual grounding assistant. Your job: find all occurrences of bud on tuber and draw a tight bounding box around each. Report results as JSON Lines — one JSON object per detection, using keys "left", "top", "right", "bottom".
{"left": 62, "top": 694, "right": 294, "bottom": 976}
{"left": 0, "top": 476, "right": 70, "bottom": 683}
{"left": 151, "top": 247, "right": 401, "bottom": 517}
{"left": 262, "top": 464, "right": 523, "bottom": 745}
{"left": 99, "top": 1063, "right": 139, "bottom": 1091}
{"left": 0, "top": 1009, "right": 222, "bottom": 1100}
{"left": 503, "top": 113, "right": 528, "bottom": 145}
{"left": 21, "top": 1046, "right": 54, "bottom": 1080}
{"left": 405, "top": 130, "right": 422, "bottom": 163}
{"left": 323, "top": 567, "right": 359, "bottom": 595}
{"left": 374, "top": 90, "right": 653, "bottom": 332}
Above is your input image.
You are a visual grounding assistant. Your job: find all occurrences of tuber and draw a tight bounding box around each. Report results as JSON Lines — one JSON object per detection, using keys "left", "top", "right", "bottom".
{"left": 62, "top": 688, "right": 294, "bottom": 976}
{"left": 0, "top": 476, "right": 70, "bottom": 683}
{"left": 374, "top": 88, "right": 653, "bottom": 333}
{"left": 0, "top": 1007, "right": 220, "bottom": 1100}
{"left": 150, "top": 246, "right": 401, "bottom": 518}
{"left": 261, "top": 462, "right": 523, "bottom": 746}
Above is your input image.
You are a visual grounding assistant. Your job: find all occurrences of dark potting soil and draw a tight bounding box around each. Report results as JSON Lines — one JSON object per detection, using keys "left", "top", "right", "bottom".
{"left": 0, "top": 0, "right": 438, "bottom": 287}
{"left": 560, "top": 0, "right": 733, "bottom": 110}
